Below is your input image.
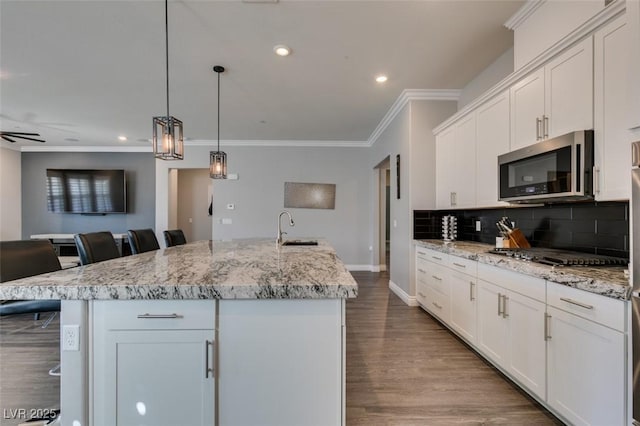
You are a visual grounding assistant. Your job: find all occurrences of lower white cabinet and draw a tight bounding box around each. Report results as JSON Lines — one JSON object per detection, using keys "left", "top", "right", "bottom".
{"left": 92, "top": 300, "right": 216, "bottom": 426}
{"left": 546, "top": 300, "right": 626, "bottom": 426}
{"left": 477, "top": 280, "right": 509, "bottom": 367}
{"left": 449, "top": 269, "right": 477, "bottom": 343}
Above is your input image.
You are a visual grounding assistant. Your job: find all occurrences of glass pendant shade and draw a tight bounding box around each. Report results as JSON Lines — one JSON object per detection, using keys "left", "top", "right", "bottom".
{"left": 209, "top": 151, "right": 227, "bottom": 179}
{"left": 153, "top": 116, "right": 184, "bottom": 160}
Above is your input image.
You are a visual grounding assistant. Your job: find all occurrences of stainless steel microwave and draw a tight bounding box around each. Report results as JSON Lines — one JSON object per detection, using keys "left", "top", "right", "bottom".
{"left": 498, "top": 130, "right": 594, "bottom": 203}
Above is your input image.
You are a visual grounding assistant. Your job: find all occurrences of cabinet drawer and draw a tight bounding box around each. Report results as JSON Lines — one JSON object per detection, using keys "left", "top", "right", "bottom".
{"left": 427, "top": 264, "right": 451, "bottom": 297}
{"left": 477, "top": 263, "right": 545, "bottom": 302}
{"left": 416, "top": 259, "right": 429, "bottom": 284}
{"left": 425, "top": 287, "right": 450, "bottom": 322}
{"left": 448, "top": 255, "right": 477, "bottom": 275}
{"left": 93, "top": 300, "right": 216, "bottom": 331}
{"left": 416, "top": 280, "right": 429, "bottom": 307}
{"left": 416, "top": 247, "right": 448, "bottom": 266}
{"left": 547, "top": 281, "right": 626, "bottom": 332}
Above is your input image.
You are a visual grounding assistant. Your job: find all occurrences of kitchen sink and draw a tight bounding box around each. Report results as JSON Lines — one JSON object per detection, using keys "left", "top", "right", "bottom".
{"left": 281, "top": 240, "right": 318, "bottom": 246}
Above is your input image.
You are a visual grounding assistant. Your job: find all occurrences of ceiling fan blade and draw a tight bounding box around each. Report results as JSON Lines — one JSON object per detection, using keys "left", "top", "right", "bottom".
{"left": 0, "top": 131, "right": 45, "bottom": 143}
{"left": 1, "top": 132, "right": 41, "bottom": 136}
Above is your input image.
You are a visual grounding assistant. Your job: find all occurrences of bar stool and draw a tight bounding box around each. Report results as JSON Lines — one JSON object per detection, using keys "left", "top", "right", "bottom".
{"left": 74, "top": 231, "right": 121, "bottom": 265}
{"left": 163, "top": 229, "right": 187, "bottom": 247}
{"left": 127, "top": 228, "right": 160, "bottom": 254}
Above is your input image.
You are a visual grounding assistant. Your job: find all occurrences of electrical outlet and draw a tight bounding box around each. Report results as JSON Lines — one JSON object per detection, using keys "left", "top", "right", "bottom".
{"left": 62, "top": 325, "right": 80, "bottom": 351}
{"left": 475, "top": 220, "right": 481, "bottom": 232}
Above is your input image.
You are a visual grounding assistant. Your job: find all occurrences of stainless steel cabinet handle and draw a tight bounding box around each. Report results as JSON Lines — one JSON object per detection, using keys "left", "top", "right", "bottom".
{"left": 469, "top": 282, "right": 475, "bottom": 301}
{"left": 544, "top": 313, "right": 552, "bottom": 340}
{"left": 536, "top": 117, "right": 542, "bottom": 140}
{"left": 205, "top": 340, "right": 214, "bottom": 378}
{"left": 432, "top": 275, "right": 442, "bottom": 281}
{"left": 560, "top": 297, "right": 594, "bottom": 310}
{"left": 418, "top": 292, "right": 426, "bottom": 298}
{"left": 137, "top": 313, "right": 182, "bottom": 319}
{"left": 418, "top": 268, "right": 426, "bottom": 273}
{"left": 432, "top": 302, "right": 442, "bottom": 309}
{"left": 543, "top": 115, "right": 549, "bottom": 138}
{"left": 502, "top": 295, "right": 509, "bottom": 318}
{"left": 593, "top": 166, "right": 600, "bottom": 194}
{"left": 432, "top": 256, "right": 442, "bottom": 261}
{"left": 498, "top": 293, "right": 503, "bottom": 316}
{"left": 452, "top": 262, "right": 466, "bottom": 268}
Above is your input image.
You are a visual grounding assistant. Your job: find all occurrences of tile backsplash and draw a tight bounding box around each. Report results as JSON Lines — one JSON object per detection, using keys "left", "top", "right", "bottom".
{"left": 414, "top": 201, "right": 629, "bottom": 259}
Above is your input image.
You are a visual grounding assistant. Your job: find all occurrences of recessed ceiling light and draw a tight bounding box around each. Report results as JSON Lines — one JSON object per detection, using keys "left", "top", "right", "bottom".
{"left": 118, "top": 135, "right": 127, "bottom": 141}
{"left": 273, "top": 45, "right": 291, "bottom": 57}
{"left": 375, "top": 75, "right": 388, "bottom": 83}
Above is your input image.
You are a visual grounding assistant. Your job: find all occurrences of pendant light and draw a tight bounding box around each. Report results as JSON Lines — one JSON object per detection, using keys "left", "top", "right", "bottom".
{"left": 153, "top": 0, "right": 184, "bottom": 160}
{"left": 210, "top": 65, "right": 227, "bottom": 179}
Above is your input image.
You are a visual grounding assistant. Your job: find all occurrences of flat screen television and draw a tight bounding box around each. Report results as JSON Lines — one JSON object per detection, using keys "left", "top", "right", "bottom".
{"left": 46, "top": 169, "right": 127, "bottom": 213}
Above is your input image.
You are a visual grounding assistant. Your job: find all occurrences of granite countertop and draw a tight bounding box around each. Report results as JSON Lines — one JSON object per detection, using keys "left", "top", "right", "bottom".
{"left": 0, "top": 239, "right": 358, "bottom": 300}
{"left": 414, "top": 239, "right": 631, "bottom": 301}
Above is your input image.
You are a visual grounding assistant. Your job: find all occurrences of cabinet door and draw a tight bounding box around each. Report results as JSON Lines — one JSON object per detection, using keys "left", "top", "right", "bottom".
{"left": 94, "top": 329, "right": 215, "bottom": 426}
{"left": 505, "top": 291, "right": 546, "bottom": 400}
{"left": 476, "top": 280, "right": 508, "bottom": 366}
{"left": 452, "top": 113, "right": 477, "bottom": 208}
{"left": 475, "top": 91, "right": 510, "bottom": 207}
{"left": 594, "top": 15, "right": 630, "bottom": 200}
{"left": 545, "top": 37, "right": 594, "bottom": 139}
{"left": 510, "top": 67, "right": 545, "bottom": 150}
{"left": 449, "top": 270, "right": 477, "bottom": 343}
{"left": 547, "top": 306, "right": 625, "bottom": 426}
{"left": 435, "top": 126, "right": 455, "bottom": 209}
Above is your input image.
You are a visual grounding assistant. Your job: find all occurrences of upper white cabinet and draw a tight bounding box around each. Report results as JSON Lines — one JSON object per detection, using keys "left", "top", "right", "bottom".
{"left": 475, "top": 91, "right": 510, "bottom": 208}
{"left": 510, "top": 37, "right": 594, "bottom": 150}
{"left": 594, "top": 14, "right": 631, "bottom": 200}
{"left": 509, "top": 0, "right": 604, "bottom": 70}
{"left": 435, "top": 114, "right": 476, "bottom": 209}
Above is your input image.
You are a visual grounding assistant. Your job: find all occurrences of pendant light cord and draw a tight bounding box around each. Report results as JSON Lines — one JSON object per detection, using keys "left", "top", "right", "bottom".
{"left": 165, "top": 0, "right": 170, "bottom": 120}
{"left": 217, "top": 70, "right": 220, "bottom": 151}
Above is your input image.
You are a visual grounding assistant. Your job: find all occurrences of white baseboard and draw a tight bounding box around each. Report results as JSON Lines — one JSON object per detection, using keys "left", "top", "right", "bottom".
{"left": 388, "top": 280, "right": 418, "bottom": 307}
{"left": 379, "top": 264, "right": 387, "bottom": 272}
{"left": 346, "top": 264, "right": 376, "bottom": 272}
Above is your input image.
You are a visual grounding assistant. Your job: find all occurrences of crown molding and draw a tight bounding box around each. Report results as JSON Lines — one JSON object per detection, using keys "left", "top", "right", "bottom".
{"left": 367, "top": 89, "right": 461, "bottom": 146}
{"left": 504, "top": 0, "right": 545, "bottom": 30}
{"left": 185, "top": 139, "right": 370, "bottom": 148}
{"left": 20, "top": 145, "right": 152, "bottom": 153}
{"left": 433, "top": 0, "right": 625, "bottom": 135}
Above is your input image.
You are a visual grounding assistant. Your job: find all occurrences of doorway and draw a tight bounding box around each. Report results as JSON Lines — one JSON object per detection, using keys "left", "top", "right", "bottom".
{"left": 168, "top": 169, "right": 213, "bottom": 242}
{"left": 374, "top": 157, "right": 391, "bottom": 272}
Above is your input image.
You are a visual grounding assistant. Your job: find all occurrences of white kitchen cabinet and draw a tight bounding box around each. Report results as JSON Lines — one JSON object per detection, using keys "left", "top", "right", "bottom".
{"left": 449, "top": 268, "right": 477, "bottom": 344}
{"left": 92, "top": 300, "right": 216, "bottom": 426}
{"left": 510, "top": 37, "right": 593, "bottom": 150}
{"left": 477, "top": 265, "right": 546, "bottom": 401}
{"left": 435, "top": 126, "right": 455, "bottom": 209}
{"left": 475, "top": 91, "right": 511, "bottom": 207}
{"left": 546, "top": 305, "right": 625, "bottom": 426}
{"left": 435, "top": 113, "right": 476, "bottom": 209}
{"left": 594, "top": 15, "right": 631, "bottom": 200}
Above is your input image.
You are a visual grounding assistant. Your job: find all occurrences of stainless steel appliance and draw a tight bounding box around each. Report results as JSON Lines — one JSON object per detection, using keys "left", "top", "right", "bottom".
{"left": 632, "top": 140, "right": 640, "bottom": 425}
{"left": 498, "top": 130, "right": 594, "bottom": 203}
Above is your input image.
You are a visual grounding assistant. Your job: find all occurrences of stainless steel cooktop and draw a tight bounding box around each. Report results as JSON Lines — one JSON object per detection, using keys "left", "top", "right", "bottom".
{"left": 488, "top": 247, "right": 628, "bottom": 267}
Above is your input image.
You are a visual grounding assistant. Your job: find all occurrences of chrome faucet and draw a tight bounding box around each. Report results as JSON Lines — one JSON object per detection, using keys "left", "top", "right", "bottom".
{"left": 277, "top": 210, "right": 295, "bottom": 246}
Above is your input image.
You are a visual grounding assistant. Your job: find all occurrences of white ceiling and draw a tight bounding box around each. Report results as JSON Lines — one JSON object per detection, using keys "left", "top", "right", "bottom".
{"left": 0, "top": 0, "right": 523, "bottom": 149}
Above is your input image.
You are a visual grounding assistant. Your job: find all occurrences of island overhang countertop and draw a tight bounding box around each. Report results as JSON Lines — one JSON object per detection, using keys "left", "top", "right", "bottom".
{"left": 0, "top": 238, "right": 358, "bottom": 300}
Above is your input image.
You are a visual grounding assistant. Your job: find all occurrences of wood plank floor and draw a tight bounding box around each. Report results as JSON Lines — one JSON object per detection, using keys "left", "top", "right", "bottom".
{"left": 346, "top": 271, "right": 564, "bottom": 425}
{"left": 0, "top": 271, "right": 563, "bottom": 425}
{"left": 0, "top": 313, "right": 60, "bottom": 426}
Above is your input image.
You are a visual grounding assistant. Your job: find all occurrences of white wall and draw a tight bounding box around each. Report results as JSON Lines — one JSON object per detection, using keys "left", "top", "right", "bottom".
{"left": 177, "top": 169, "right": 212, "bottom": 243}
{"left": 157, "top": 144, "right": 371, "bottom": 266}
{"left": 368, "top": 100, "right": 457, "bottom": 296}
{"left": 458, "top": 48, "right": 514, "bottom": 110}
{"left": 0, "top": 147, "right": 22, "bottom": 240}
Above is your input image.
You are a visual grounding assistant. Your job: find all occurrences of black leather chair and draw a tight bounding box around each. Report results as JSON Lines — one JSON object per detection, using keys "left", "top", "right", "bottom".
{"left": 74, "top": 231, "right": 121, "bottom": 265}
{"left": 163, "top": 229, "right": 187, "bottom": 247}
{"left": 0, "top": 240, "right": 62, "bottom": 316}
{"left": 127, "top": 229, "right": 160, "bottom": 254}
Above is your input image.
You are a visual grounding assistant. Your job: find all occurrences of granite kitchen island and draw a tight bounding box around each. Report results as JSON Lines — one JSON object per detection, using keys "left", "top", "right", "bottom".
{"left": 1, "top": 239, "right": 358, "bottom": 426}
